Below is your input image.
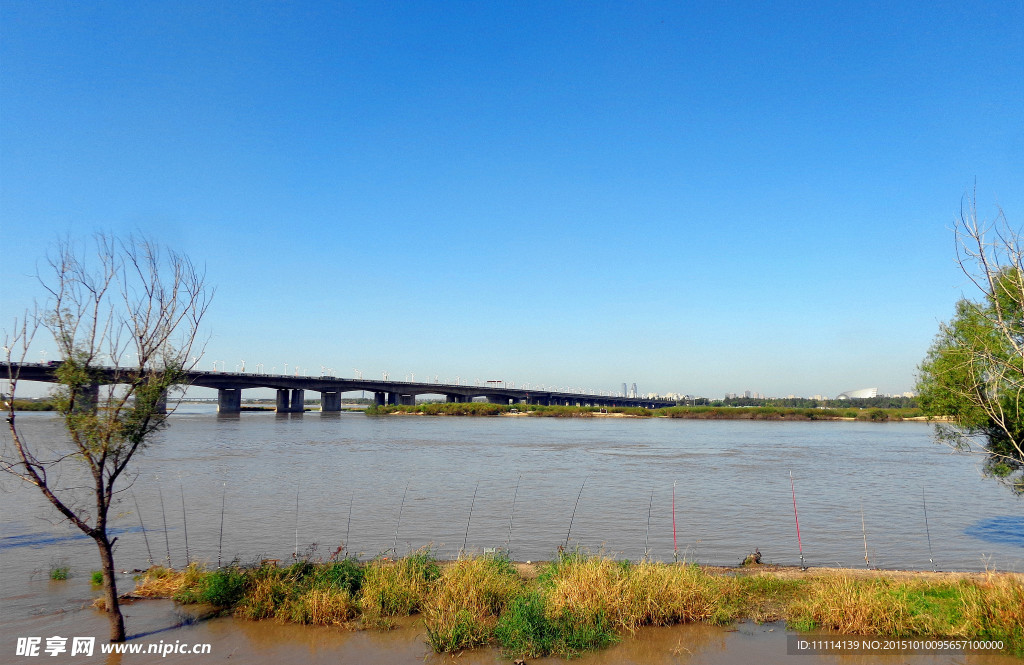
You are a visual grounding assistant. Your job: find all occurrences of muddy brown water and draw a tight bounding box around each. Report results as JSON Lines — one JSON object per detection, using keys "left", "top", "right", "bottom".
{"left": 2, "top": 410, "right": 1023, "bottom": 662}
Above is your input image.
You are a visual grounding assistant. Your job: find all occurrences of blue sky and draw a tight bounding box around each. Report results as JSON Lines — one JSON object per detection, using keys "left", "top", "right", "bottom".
{"left": 2, "top": 1, "right": 1021, "bottom": 398}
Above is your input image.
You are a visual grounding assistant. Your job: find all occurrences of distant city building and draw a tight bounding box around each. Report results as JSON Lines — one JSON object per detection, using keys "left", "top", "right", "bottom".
{"left": 836, "top": 387, "right": 878, "bottom": 399}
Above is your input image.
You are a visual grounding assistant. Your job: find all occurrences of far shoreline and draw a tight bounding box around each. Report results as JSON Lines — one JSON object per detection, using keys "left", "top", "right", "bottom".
{"left": 365, "top": 403, "right": 932, "bottom": 422}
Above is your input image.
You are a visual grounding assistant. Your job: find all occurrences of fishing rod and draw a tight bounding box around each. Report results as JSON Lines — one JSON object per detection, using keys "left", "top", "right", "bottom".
{"left": 345, "top": 490, "right": 354, "bottom": 556}
{"left": 157, "top": 479, "right": 172, "bottom": 567}
{"left": 131, "top": 491, "right": 153, "bottom": 566}
{"left": 463, "top": 480, "right": 479, "bottom": 555}
{"left": 923, "top": 488, "right": 936, "bottom": 571}
{"left": 790, "top": 471, "right": 805, "bottom": 570}
{"left": 179, "top": 477, "right": 191, "bottom": 566}
{"left": 860, "top": 499, "right": 870, "bottom": 569}
{"left": 672, "top": 481, "right": 678, "bottom": 562}
{"left": 506, "top": 475, "right": 521, "bottom": 551}
{"left": 217, "top": 483, "right": 226, "bottom": 568}
{"left": 645, "top": 488, "right": 654, "bottom": 559}
{"left": 393, "top": 480, "right": 410, "bottom": 555}
{"left": 564, "top": 475, "right": 589, "bottom": 550}
{"left": 293, "top": 491, "right": 299, "bottom": 559}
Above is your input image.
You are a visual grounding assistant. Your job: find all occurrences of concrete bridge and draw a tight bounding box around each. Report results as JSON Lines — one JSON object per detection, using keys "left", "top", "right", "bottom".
{"left": 5, "top": 362, "right": 676, "bottom": 413}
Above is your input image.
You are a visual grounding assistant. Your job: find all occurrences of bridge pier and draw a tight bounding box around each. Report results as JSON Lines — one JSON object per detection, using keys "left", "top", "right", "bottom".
{"left": 400, "top": 394, "right": 415, "bottom": 406}
{"left": 387, "top": 392, "right": 399, "bottom": 406}
{"left": 374, "top": 391, "right": 385, "bottom": 406}
{"left": 73, "top": 384, "right": 99, "bottom": 413}
{"left": 276, "top": 389, "right": 290, "bottom": 412}
{"left": 291, "top": 389, "right": 304, "bottom": 412}
{"left": 321, "top": 390, "right": 341, "bottom": 412}
{"left": 154, "top": 390, "right": 167, "bottom": 414}
{"left": 218, "top": 388, "right": 242, "bottom": 413}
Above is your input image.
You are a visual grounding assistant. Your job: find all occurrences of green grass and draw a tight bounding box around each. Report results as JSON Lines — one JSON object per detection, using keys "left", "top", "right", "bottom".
{"left": 9, "top": 398, "right": 57, "bottom": 411}
{"left": 49, "top": 566, "right": 70, "bottom": 581}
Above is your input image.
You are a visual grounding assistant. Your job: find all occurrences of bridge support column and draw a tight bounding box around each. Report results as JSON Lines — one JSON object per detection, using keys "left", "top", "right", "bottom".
{"left": 74, "top": 384, "right": 100, "bottom": 413}
{"left": 276, "top": 389, "right": 290, "bottom": 412}
{"left": 218, "top": 388, "right": 242, "bottom": 414}
{"left": 387, "top": 392, "right": 399, "bottom": 405}
{"left": 154, "top": 390, "right": 167, "bottom": 414}
{"left": 321, "top": 391, "right": 341, "bottom": 412}
{"left": 290, "top": 389, "right": 304, "bottom": 412}
{"left": 374, "top": 392, "right": 385, "bottom": 406}
{"left": 400, "top": 394, "right": 415, "bottom": 406}
{"left": 446, "top": 394, "right": 457, "bottom": 403}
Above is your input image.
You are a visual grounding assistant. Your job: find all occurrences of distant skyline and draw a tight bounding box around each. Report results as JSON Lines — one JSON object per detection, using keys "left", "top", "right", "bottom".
{"left": 2, "top": 1, "right": 1022, "bottom": 399}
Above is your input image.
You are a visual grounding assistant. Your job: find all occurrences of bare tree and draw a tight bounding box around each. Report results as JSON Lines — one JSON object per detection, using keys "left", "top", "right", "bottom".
{"left": 917, "top": 193, "right": 1024, "bottom": 493}
{"left": 2, "top": 233, "right": 212, "bottom": 641}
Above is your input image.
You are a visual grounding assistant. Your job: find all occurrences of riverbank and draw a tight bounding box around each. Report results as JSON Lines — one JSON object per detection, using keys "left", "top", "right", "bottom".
{"left": 131, "top": 551, "right": 1023, "bottom": 658}
{"left": 366, "top": 403, "right": 924, "bottom": 421}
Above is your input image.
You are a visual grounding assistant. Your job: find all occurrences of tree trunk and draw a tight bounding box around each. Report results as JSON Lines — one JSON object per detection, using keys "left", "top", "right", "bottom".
{"left": 96, "top": 535, "right": 126, "bottom": 642}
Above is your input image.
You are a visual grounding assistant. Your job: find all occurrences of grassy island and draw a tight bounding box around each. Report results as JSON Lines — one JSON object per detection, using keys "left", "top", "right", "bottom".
{"left": 366, "top": 403, "right": 923, "bottom": 421}
{"left": 132, "top": 550, "right": 1022, "bottom": 658}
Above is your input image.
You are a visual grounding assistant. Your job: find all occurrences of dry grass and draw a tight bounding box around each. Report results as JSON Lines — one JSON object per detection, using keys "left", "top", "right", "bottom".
{"left": 423, "top": 555, "right": 523, "bottom": 651}
{"left": 131, "top": 564, "right": 204, "bottom": 598}
{"left": 235, "top": 571, "right": 288, "bottom": 620}
{"left": 358, "top": 550, "right": 440, "bottom": 627}
{"left": 621, "top": 562, "right": 726, "bottom": 627}
{"left": 958, "top": 573, "right": 1024, "bottom": 646}
{"left": 279, "top": 587, "right": 358, "bottom": 625}
{"left": 542, "top": 557, "right": 730, "bottom": 633}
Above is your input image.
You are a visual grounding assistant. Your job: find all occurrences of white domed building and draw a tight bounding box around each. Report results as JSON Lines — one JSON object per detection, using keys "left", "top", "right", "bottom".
{"left": 836, "top": 387, "right": 878, "bottom": 399}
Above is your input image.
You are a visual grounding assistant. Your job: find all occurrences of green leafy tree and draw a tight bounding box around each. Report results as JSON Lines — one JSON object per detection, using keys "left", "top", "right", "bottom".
{"left": 2, "top": 234, "right": 212, "bottom": 641}
{"left": 917, "top": 195, "right": 1024, "bottom": 494}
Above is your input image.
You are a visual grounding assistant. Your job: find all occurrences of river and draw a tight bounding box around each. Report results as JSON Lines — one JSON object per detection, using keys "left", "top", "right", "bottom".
{"left": 2, "top": 410, "right": 1022, "bottom": 663}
